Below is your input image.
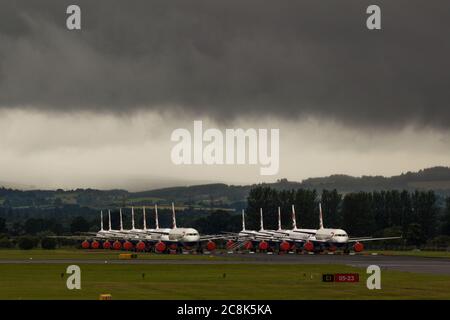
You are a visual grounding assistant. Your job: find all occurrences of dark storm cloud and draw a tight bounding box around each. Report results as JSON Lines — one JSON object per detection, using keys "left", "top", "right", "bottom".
{"left": 0, "top": 0, "right": 449, "bottom": 129}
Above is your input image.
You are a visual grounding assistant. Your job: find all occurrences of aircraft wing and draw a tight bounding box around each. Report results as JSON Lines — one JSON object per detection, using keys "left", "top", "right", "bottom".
{"left": 49, "top": 235, "right": 91, "bottom": 240}
{"left": 347, "top": 236, "right": 402, "bottom": 242}
{"left": 199, "top": 234, "right": 230, "bottom": 241}
{"left": 140, "top": 230, "right": 170, "bottom": 235}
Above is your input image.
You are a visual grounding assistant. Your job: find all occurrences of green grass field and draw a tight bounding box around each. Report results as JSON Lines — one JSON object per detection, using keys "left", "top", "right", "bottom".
{"left": 0, "top": 263, "right": 449, "bottom": 300}
{"left": 1, "top": 249, "right": 450, "bottom": 299}
{"left": 0, "top": 249, "right": 231, "bottom": 261}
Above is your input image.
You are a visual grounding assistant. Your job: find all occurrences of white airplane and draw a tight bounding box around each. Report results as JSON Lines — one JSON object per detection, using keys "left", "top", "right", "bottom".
{"left": 142, "top": 203, "right": 201, "bottom": 242}
{"left": 95, "top": 209, "right": 138, "bottom": 239}
{"left": 234, "top": 206, "right": 314, "bottom": 252}
{"left": 229, "top": 203, "right": 401, "bottom": 253}
{"left": 78, "top": 209, "right": 139, "bottom": 249}
{"left": 269, "top": 203, "right": 402, "bottom": 253}
{"left": 259, "top": 206, "right": 314, "bottom": 241}
{"left": 258, "top": 206, "right": 315, "bottom": 251}
{"left": 304, "top": 203, "right": 402, "bottom": 252}
{"left": 124, "top": 203, "right": 225, "bottom": 253}
{"left": 224, "top": 209, "right": 283, "bottom": 251}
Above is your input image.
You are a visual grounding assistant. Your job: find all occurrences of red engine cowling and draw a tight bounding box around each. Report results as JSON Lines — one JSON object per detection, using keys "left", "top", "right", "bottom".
{"left": 136, "top": 241, "right": 146, "bottom": 251}
{"left": 280, "top": 241, "right": 290, "bottom": 252}
{"left": 112, "top": 240, "right": 122, "bottom": 250}
{"left": 91, "top": 240, "right": 100, "bottom": 249}
{"left": 303, "top": 241, "right": 314, "bottom": 252}
{"left": 206, "top": 241, "right": 216, "bottom": 251}
{"left": 244, "top": 241, "right": 253, "bottom": 250}
{"left": 102, "top": 241, "right": 111, "bottom": 249}
{"left": 123, "top": 241, "right": 133, "bottom": 251}
{"left": 169, "top": 243, "right": 178, "bottom": 251}
{"left": 226, "top": 240, "right": 235, "bottom": 250}
{"left": 353, "top": 242, "right": 364, "bottom": 252}
{"left": 328, "top": 245, "right": 337, "bottom": 252}
{"left": 81, "top": 240, "right": 90, "bottom": 249}
{"left": 258, "top": 241, "right": 269, "bottom": 251}
{"left": 155, "top": 241, "right": 166, "bottom": 253}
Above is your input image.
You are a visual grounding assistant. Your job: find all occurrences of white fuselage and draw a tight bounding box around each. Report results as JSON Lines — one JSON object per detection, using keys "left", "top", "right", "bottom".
{"left": 95, "top": 229, "right": 140, "bottom": 240}
{"left": 259, "top": 228, "right": 315, "bottom": 242}
{"left": 314, "top": 228, "right": 349, "bottom": 243}
{"left": 148, "top": 228, "right": 201, "bottom": 243}
{"left": 284, "top": 228, "right": 315, "bottom": 241}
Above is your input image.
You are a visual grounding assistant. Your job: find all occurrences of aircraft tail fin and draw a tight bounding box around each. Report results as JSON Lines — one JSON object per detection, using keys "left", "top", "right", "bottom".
{"left": 292, "top": 204, "right": 298, "bottom": 230}
{"left": 131, "top": 206, "right": 135, "bottom": 230}
{"left": 119, "top": 208, "right": 123, "bottom": 231}
{"left": 143, "top": 206, "right": 147, "bottom": 230}
{"left": 242, "top": 209, "right": 246, "bottom": 231}
{"left": 108, "top": 209, "right": 112, "bottom": 231}
{"left": 260, "top": 208, "right": 264, "bottom": 231}
{"left": 172, "top": 202, "right": 177, "bottom": 229}
{"left": 319, "top": 203, "right": 324, "bottom": 229}
{"left": 100, "top": 210, "right": 104, "bottom": 231}
{"left": 278, "top": 207, "right": 282, "bottom": 231}
{"left": 155, "top": 204, "right": 160, "bottom": 229}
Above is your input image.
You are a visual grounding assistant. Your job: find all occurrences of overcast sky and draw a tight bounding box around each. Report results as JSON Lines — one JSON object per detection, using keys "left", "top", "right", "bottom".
{"left": 0, "top": 0, "right": 449, "bottom": 191}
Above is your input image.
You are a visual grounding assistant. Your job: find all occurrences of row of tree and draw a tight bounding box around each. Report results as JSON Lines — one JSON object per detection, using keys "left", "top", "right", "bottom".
{"left": 0, "top": 234, "right": 67, "bottom": 250}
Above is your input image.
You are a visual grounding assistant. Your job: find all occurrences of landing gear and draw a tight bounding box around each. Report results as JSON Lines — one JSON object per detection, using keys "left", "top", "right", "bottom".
{"left": 196, "top": 245, "right": 204, "bottom": 254}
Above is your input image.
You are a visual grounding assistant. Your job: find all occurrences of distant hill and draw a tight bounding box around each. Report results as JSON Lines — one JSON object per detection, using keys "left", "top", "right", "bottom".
{"left": 132, "top": 166, "right": 450, "bottom": 205}
{"left": 1, "top": 166, "right": 450, "bottom": 209}
{"left": 300, "top": 166, "right": 450, "bottom": 193}
{"left": 0, "top": 181, "right": 35, "bottom": 190}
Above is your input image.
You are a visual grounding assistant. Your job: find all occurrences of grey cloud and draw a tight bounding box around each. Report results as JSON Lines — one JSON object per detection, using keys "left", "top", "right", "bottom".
{"left": 0, "top": 0, "right": 449, "bottom": 129}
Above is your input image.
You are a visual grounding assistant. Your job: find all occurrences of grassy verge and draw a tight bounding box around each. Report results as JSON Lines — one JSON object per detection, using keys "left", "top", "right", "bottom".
{"left": 0, "top": 263, "right": 449, "bottom": 299}
{"left": 0, "top": 249, "right": 230, "bottom": 261}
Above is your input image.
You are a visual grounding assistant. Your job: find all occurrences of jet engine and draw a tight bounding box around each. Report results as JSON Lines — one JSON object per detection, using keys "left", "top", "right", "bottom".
{"left": 81, "top": 240, "right": 90, "bottom": 249}
{"left": 136, "top": 241, "right": 146, "bottom": 251}
{"left": 258, "top": 240, "right": 269, "bottom": 251}
{"left": 123, "top": 241, "right": 133, "bottom": 251}
{"left": 206, "top": 241, "right": 217, "bottom": 251}
{"left": 353, "top": 242, "right": 364, "bottom": 252}
{"left": 303, "top": 241, "right": 314, "bottom": 252}
{"left": 226, "top": 240, "right": 235, "bottom": 250}
{"left": 112, "top": 240, "right": 122, "bottom": 250}
{"left": 244, "top": 241, "right": 253, "bottom": 250}
{"left": 155, "top": 241, "right": 166, "bottom": 253}
{"left": 279, "top": 241, "right": 290, "bottom": 252}
{"left": 91, "top": 240, "right": 100, "bottom": 249}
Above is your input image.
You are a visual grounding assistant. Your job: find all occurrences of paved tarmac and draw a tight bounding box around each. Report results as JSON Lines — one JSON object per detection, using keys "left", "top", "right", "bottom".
{"left": 1, "top": 253, "right": 449, "bottom": 275}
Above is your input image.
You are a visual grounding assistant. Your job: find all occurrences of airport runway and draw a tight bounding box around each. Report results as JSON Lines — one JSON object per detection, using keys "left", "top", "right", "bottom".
{"left": 1, "top": 253, "right": 450, "bottom": 275}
